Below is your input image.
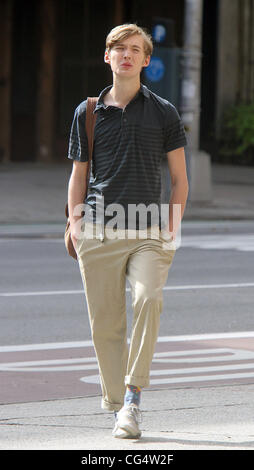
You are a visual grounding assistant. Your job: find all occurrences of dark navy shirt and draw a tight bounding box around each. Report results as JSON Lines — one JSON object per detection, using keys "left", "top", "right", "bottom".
{"left": 68, "top": 83, "right": 187, "bottom": 229}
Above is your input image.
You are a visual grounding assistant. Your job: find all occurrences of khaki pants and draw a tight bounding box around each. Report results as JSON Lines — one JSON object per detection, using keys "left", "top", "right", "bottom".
{"left": 76, "top": 223, "right": 175, "bottom": 412}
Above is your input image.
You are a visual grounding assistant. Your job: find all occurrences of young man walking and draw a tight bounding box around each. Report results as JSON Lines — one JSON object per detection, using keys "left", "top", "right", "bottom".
{"left": 67, "top": 24, "right": 188, "bottom": 439}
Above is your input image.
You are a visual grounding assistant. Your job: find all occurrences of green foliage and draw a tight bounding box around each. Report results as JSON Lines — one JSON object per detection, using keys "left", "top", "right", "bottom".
{"left": 219, "top": 103, "right": 254, "bottom": 164}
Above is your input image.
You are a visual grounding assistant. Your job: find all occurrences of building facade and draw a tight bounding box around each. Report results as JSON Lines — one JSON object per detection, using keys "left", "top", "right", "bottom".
{"left": 0, "top": 0, "right": 253, "bottom": 165}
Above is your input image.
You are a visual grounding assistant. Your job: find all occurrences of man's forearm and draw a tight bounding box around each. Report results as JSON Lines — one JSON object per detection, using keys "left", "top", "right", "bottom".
{"left": 168, "top": 179, "right": 189, "bottom": 239}
{"left": 68, "top": 173, "right": 87, "bottom": 239}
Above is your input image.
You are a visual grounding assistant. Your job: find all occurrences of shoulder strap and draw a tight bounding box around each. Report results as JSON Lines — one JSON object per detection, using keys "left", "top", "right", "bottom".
{"left": 65, "top": 97, "right": 98, "bottom": 220}
{"left": 85, "top": 97, "right": 98, "bottom": 190}
{"left": 85, "top": 97, "right": 98, "bottom": 161}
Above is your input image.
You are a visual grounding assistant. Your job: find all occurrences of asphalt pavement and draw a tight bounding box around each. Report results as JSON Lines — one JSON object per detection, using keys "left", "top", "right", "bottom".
{"left": 0, "top": 161, "right": 254, "bottom": 451}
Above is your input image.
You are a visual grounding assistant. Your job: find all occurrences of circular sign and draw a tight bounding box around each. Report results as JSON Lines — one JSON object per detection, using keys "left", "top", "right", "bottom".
{"left": 144, "top": 57, "right": 165, "bottom": 82}
{"left": 152, "top": 24, "right": 167, "bottom": 43}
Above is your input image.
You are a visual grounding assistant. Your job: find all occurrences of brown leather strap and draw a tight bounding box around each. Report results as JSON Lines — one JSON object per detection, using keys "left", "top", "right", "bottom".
{"left": 65, "top": 97, "right": 98, "bottom": 223}
{"left": 85, "top": 97, "right": 98, "bottom": 161}
{"left": 85, "top": 97, "right": 98, "bottom": 192}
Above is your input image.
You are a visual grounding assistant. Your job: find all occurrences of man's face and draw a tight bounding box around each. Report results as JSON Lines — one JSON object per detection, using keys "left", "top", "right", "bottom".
{"left": 104, "top": 34, "right": 150, "bottom": 78}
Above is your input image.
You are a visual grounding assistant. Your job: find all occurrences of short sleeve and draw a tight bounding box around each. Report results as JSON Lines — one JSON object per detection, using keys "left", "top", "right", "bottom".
{"left": 164, "top": 103, "right": 187, "bottom": 152}
{"left": 67, "top": 101, "right": 89, "bottom": 162}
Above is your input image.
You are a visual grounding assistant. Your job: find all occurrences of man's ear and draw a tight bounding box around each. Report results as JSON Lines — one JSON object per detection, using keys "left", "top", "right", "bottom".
{"left": 143, "top": 55, "right": 151, "bottom": 68}
{"left": 104, "top": 49, "right": 111, "bottom": 64}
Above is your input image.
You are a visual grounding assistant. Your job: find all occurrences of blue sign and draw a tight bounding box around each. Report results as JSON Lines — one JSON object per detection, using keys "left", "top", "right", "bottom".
{"left": 152, "top": 24, "right": 167, "bottom": 43}
{"left": 144, "top": 57, "right": 165, "bottom": 82}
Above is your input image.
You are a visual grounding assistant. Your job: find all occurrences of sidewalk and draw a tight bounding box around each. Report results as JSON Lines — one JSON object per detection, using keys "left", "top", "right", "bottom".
{"left": 0, "top": 162, "right": 254, "bottom": 230}
{"left": 0, "top": 385, "right": 254, "bottom": 450}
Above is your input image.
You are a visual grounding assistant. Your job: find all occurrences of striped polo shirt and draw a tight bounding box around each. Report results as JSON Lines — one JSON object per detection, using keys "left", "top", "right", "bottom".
{"left": 67, "top": 83, "right": 187, "bottom": 229}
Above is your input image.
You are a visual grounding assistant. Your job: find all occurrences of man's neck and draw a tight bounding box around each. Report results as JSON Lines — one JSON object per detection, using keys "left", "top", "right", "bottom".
{"left": 104, "top": 76, "right": 141, "bottom": 109}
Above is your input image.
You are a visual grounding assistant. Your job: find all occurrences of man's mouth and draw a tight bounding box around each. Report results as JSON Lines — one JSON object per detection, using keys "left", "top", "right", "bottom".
{"left": 121, "top": 63, "right": 132, "bottom": 67}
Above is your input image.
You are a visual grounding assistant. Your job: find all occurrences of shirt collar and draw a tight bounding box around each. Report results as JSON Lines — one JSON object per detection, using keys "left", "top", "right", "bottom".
{"left": 94, "top": 83, "right": 149, "bottom": 113}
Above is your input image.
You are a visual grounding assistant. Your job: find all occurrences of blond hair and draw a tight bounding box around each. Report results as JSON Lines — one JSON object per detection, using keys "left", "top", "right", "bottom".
{"left": 106, "top": 24, "right": 153, "bottom": 57}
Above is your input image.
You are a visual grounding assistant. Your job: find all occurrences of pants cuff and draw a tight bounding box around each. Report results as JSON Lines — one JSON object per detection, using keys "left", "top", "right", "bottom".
{"left": 125, "top": 375, "right": 149, "bottom": 388}
{"left": 101, "top": 398, "right": 123, "bottom": 412}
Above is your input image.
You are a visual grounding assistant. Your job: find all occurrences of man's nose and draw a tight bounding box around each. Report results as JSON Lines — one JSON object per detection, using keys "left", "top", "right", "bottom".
{"left": 123, "top": 48, "right": 131, "bottom": 58}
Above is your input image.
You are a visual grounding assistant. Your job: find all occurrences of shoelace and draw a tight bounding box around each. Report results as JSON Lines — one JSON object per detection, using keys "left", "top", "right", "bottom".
{"left": 125, "top": 405, "right": 142, "bottom": 424}
{"left": 114, "top": 406, "right": 142, "bottom": 424}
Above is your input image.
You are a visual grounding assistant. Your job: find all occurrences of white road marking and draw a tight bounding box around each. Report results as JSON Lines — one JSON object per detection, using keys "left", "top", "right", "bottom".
{"left": 79, "top": 346, "right": 254, "bottom": 386}
{"left": 0, "top": 331, "right": 254, "bottom": 352}
{"left": 149, "top": 372, "right": 254, "bottom": 385}
{"left": 0, "top": 340, "right": 93, "bottom": 352}
{"left": 0, "top": 357, "right": 97, "bottom": 369}
{"left": 0, "top": 290, "right": 85, "bottom": 297}
{"left": 1, "top": 332, "right": 254, "bottom": 387}
{"left": 80, "top": 371, "right": 254, "bottom": 386}
{"left": 153, "top": 348, "right": 254, "bottom": 362}
{"left": 1, "top": 282, "right": 254, "bottom": 297}
{"left": 181, "top": 234, "right": 254, "bottom": 251}
{"left": 1, "top": 348, "right": 254, "bottom": 373}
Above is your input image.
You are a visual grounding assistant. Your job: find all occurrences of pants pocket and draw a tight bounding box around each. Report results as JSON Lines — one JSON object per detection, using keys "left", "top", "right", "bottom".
{"left": 159, "top": 229, "right": 176, "bottom": 252}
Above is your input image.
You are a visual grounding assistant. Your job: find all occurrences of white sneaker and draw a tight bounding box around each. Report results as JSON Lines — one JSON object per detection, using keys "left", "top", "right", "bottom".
{"left": 113, "top": 404, "right": 142, "bottom": 439}
{"left": 112, "top": 421, "right": 129, "bottom": 438}
{"left": 112, "top": 411, "right": 129, "bottom": 438}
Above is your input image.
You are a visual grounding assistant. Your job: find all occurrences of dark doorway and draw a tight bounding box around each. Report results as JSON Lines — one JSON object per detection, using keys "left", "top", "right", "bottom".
{"left": 11, "top": 0, "right": 39, "bottom": 161}
{"left": 200, "top": 0, "right": 219, "bottom": 160}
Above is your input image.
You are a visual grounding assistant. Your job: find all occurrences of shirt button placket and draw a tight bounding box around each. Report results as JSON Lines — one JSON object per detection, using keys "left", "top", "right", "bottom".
{"left": 122, "top": 110, "right": 127, "bottom": 126}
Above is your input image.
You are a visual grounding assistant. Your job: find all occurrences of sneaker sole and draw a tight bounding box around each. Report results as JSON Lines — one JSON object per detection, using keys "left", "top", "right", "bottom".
{"left": 112, "top": 426, "right": 130, "bottom": 439}
{"left": 115, "top": 424, "right": 141, "bottom": 439}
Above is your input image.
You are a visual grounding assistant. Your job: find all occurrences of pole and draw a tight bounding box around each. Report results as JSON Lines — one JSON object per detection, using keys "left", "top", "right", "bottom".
{"left": 180, "top": 0, "right": 212, "bottom": 201}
